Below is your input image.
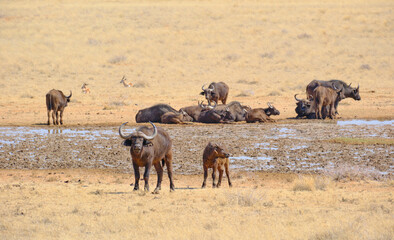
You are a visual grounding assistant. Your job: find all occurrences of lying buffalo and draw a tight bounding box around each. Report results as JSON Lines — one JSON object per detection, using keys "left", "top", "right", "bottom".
{"left": 179, "top": 101, "right": 205, "bottom": 122}
{"left": 200, "top": 82, "right": 229, "bottom": 105}
{"left": 135, "top": 104, "right": 192, "bottom": 123}
{"left": 160, "top": 110, "right": 193, "bottom": 124}
{"left": 197, "top": 107, "right": 233, "bottom": 123}
{"left": 306, "top": 79, "right": 361, "bottom": 114}
{"left": 313, "top": 86, "right": 345, "bottom": 119}
{"left": 294, "top": 94, "right": 316, "bottom": 119}
{"left": 245, "top": 103, "right": 280, "bottom": 123}
{"left": 119, "top": 122, "right": 175, "bottom": 192}
{"left": 206, "top": 101, "right": 249, "bottom": 122}
{"left": 46, "top": 89, "right": 72, "bottom": 125}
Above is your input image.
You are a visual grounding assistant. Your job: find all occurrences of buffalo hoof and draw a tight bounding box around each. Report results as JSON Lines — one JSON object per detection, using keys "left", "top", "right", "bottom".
{"left": 201, "top": 184, "right": 206, "bottom": 189}
{"left": 152, "top": 188, "right": 160, "bottom": 194}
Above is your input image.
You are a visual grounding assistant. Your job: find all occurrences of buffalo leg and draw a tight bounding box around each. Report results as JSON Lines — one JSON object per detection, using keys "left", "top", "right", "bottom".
{"left": 153, "top": 161, "right": 163, "bottom": 193}
{"left": 51, "top": 111, "right": 56, "bottom": 125}
{"left": 143, "top": 161, "right": 152, "bottom": 192}
{"left": 47, "top": 110, "right": 51, "bottom": 125}
{"left": 217, "top": 166, "right": 224, "bottom": 188}
{"left": 202, "top": 165, "right": 208, "bottom": 188}
{"left": 212, "top": 162, "right": 218, "bottom": 188}
{"left": 55, "top": 111, "right": 59, "bottom": 125}
{"left": 132, "top": 162, "right": 140, "bottom": 191}
{"left": 225, "top": 161, "right": 232, "bottom": 187}
{"left": 330, "top": 104, "right": 335, "bottom": 119}
{"left": 165, "top": 151, "right": 175, "bottom": 191}
{"left": 59, "top": 110, "right": 64, "bottom": 125}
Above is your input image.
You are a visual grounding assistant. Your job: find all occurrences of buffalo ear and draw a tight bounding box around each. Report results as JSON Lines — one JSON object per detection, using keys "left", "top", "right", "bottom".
{"left": 144, "top": 140, "right": 153, "bottom": 147}
{"left": 200, "top": 91, "right": 205, "bottom": 96}
{"left": 122, "top": 139, "right": 132, "bottom": 146}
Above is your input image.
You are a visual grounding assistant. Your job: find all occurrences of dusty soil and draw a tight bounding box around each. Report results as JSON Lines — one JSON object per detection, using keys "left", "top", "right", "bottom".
{"left": 1, "top": 121, "right": 392, "bottom": 178}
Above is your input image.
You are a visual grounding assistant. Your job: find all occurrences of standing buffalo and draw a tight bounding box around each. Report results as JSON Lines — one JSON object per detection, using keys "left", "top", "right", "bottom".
{"left": 200, "top": 82, "right": 229, "bottom": 105}
{"left": 135, "top": 104, "right": 191, "bottom": 123}
{"left": 46, "top": 89, "right": 72, "bottom": 125}
{"left": 306, "top": 79, "right": 361, "bottom": 114}
{"left": 119, "top": 122, "right": 175, "bottom": 193}
{"left": 160, "top": 110, "right": 193, "bottom": 124}
{"left": 313, "top": 86, "right": 345, "bottom": 119}
{"left": 245, "top": 103, "right": 280, "bottom": 123}
{"left": 202, "top": 142, "right": 232, "bottom": 188}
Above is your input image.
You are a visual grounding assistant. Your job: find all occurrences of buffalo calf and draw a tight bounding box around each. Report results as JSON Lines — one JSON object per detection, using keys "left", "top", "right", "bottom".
{"left": 202, "top": 142, "right": 232, "bottom": 188}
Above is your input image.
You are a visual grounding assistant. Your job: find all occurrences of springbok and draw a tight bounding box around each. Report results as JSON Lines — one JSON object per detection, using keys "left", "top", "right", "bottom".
{"left": 120, "top": 76, "right": 132, "bottom": 87}
{"left": 81, "top": 83, "right": 90, "bottom": 94}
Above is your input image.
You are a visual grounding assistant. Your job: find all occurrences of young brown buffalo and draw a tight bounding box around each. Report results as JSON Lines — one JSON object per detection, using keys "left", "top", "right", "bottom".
{"left": 202, "top": 142, "right": 232, "bottom": 188}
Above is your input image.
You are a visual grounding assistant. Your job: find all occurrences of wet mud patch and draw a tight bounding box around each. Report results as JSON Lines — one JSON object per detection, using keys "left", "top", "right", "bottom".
{"left": 0, "top": 121, "right": 392, "bottom": 177}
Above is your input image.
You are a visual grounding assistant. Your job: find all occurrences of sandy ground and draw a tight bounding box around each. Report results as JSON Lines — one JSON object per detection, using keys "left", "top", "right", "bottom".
{"left": 0, "top": 0, "right": 393, "bottom": 126}
{"left": 0, "top": 0, "right": 393, "bottom": 239}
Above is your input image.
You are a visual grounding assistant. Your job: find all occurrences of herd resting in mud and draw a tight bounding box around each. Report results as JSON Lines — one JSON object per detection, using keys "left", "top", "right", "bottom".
{"left": 45, "top": 79, "right": 361, "bottom": 192}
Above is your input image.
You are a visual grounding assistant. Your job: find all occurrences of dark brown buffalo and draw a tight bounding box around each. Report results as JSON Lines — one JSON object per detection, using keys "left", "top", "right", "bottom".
{"left": 119, "top": 122, "right": 174, "bottom": 193}
{"left": 179, "top": 101, "right": 205, "bottom": 122}
{"left": 200, "top": 82, "right": 229, "bottom": 105}
{"left": 313, "top": 86, "right": 345, "bottom": 119}
{"left": 160, "top": 110, "right": 193, "bottom": 124}
{"left": 197, "top": 107, "right": 233, "bottom": 123}
{"left": 306, "top": 79, "right": 361, "bottom": 114}
{"left": 294, "top": 94, "right": 316, "bottom": 119}
{"left": 202, "top": 142, "right": 232, "bottom": 188}
{"left": 46, "top": 89, "right": 72, "bottom": 125}
{"left": 245, "top": 103, "right": 280, "bottom": 123}
{"left": 135, "top": 104, "right": 187, "bottom": 123}
{"left": 209, "top": 101, "right": 249, "bottom": 122}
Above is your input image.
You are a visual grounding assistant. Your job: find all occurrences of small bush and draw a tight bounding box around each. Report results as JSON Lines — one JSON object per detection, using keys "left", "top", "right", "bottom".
{"left": 108, "top": 55, "right": 127, "bottom": 64}
{"left": 226, "top": 190, "right": 264, "bottom": 207}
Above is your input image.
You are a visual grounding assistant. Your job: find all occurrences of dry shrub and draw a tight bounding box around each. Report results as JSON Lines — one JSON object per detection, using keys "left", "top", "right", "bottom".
{"left": 226, "top": 189, "right": 264, "bottom": 207}
{"left": 323, "top": 163, "right": 387, "bottom": 182}
{"left": 133, "top": 81, "right": 149, "bottom": 88}
{"left": 267, "top": 91, "right": 281, "bottom": 96}
{"left": 292, "top": 177, "right": 312, "bottom": 191}
{"left": 292, "top": 175, "right": 329, "bottom": 191}
{"left": 108, "top": 55, "right": 127, "bottom": 64}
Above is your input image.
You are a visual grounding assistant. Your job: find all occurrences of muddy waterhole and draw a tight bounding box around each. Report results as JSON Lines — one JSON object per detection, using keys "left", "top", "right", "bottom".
{"left": 0, "top": 120, "right": 392, "bottom": 177}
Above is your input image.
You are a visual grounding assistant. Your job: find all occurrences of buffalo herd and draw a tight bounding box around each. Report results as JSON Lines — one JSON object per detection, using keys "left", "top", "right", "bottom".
{"left": 46, "top": 79, "right": 361, "bottom": 192}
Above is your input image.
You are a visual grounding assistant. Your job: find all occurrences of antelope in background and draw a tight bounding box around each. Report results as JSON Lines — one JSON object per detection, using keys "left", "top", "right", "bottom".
{"left": 81, "top": 83, "right": 90, "bottom": 94}
{"left": 120, "top": 76, "right": 132, "bottom": 87}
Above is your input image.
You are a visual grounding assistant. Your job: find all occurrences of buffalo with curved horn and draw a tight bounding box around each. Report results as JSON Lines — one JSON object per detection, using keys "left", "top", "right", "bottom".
{"left": 200, "top": 82, "right": 229, "bottom": 106}
{"left": 119, "top": 122, "right": 175, "bottom": 193}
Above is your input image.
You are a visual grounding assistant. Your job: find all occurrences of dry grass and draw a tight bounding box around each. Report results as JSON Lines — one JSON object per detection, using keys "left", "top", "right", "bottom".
{"left": 0, "top": 170, "right": 392, "bottom": 239}
{"left": 0, "top": 0, "right": 393, "bottom": 126}
{"left": 328, "top": 137, "right": 394, "bottom": 145}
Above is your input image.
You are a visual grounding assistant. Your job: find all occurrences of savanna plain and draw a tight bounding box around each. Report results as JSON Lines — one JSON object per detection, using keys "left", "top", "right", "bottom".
{"left": 0, "top": 0, "right": 393, "bottom": 239}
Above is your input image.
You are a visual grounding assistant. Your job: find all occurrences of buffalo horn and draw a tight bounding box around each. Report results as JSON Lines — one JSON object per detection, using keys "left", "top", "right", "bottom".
{"left": 66, "top": 90, "right": 72, "bottom": 98}
{"left": 119, "top": 122, "right": 134, "bottom": 139}
{"left": 356, "top": 84, "right": 359, "bottom": 90}
{"left": 201, "top": 84, "right": 206, "bottom": 91}
{"left": 294, "top": 94, "right": 302, "bottom": 102}
{"left": 138, "top": 122, "right": 157, "bottom": 140}
{"left": 267, "top": 102, "right": 272, "bottom": 108}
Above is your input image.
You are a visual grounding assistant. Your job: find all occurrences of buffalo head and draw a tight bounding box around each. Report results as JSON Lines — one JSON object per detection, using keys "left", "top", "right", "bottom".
{"left": 119, "top": 122, "right": 157, "bottom": 154}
